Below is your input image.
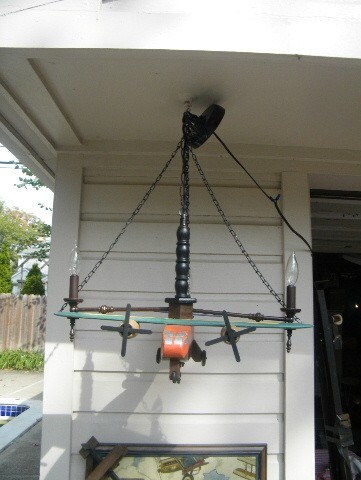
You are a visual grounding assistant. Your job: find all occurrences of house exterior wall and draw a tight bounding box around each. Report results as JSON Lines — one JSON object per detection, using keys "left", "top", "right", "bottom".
{"left": 41, "top": 148, "right": 321, "bottom": 480}
{"left": 1, "top": 3, "right": 361, "bottom": 480}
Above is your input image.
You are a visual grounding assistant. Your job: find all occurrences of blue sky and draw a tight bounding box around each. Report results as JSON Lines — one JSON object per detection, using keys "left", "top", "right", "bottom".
{"left": 0, "top": 144, "right": 53, "bottom": 225}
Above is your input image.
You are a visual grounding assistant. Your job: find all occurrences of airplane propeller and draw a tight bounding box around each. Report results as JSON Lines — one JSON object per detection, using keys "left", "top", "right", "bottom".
{"left": 101, "top": 304, "right": 152, "bottom": 357}
{"left": 205, "top": 311, "right": 256, "bottom": 362}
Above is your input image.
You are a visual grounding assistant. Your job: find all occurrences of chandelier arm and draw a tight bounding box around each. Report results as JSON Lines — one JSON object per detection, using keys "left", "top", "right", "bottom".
{"left": 75, "top": 306, "right": 169, "bottom": 313}
{"left": 191, "top": 148, "right": 300, "bottom": 322}
{"left": 77, "top": 141, "right": 182, "bottom": 293}
{"left": 193, "top": 309, "right": 290, "bottom": 322}
{"left": 69, "top": 304, "right": 288, "bottom": 324}
{"left": 66, "top": 304, "right": 289, "bottom": 322}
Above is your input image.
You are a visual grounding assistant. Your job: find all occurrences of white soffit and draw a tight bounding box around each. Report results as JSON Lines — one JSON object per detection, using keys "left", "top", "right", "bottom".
{"left": 1, "top": 49, "right": 361, "bottom": 184}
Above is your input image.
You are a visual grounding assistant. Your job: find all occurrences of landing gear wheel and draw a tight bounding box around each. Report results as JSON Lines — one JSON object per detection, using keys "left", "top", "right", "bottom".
{"left": 183, "top": 474, "right": 194, "bottom": 480}
{"left": 156, "top": 348, "right": 162, "bottom": 364}
{"left": 201, "top": 350, "right": 207, "bottom": 366}
{"left": 170, "top": 371, "right": 181, "bottom": 384}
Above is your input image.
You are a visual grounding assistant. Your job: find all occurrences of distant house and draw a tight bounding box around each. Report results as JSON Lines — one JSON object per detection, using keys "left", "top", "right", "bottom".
{"left": 11, "top": 255, "right": 48, "bottom": 295}
{"left": 2, "top": 2, "right": 361, "bottom": 480}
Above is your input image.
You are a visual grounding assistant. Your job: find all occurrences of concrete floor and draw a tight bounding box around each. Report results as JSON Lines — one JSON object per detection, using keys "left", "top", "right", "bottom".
{"left": 0, "top": 421, "right": 42, "bottom": 480}
{"left": 0, "top": 371, "right": 43, "bottom": 480}
{"left": 0, "top": 371, "right": 43, "bottom": 401}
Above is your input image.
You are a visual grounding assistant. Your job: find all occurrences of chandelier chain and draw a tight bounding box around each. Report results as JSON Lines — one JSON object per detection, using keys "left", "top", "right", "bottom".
{"left": 181, "top": 142, "right": 190, "bottom": 222}
{"left": 181, "top": 126, "right": 192, "bottom": 224}
{"left": 181, "top": 138, "right": 191, "bottom": 293}
{"left": 191, "top": 149, "right": 299, "bottom": 320}
{"left": 77, "top": 142, "right": 182, "bottom": 293}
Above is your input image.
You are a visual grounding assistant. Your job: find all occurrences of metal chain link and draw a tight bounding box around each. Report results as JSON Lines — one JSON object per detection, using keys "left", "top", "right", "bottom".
{"left": 77, "top": 141, "right": 182, "bottom": 292}
{"left": 181, "top": 138, "right": 191, "bottom": 292}
{"left": 181, "top": 118, "right": 192, "bottom": 225}
{"left": 180, "top": 141, "right": 190, "bottom": 223}
{"left": 60, "top": 302, "right": 68, "bottom": 312}
{"left": 191, "top": 148, "right": 299, "bottom": 320}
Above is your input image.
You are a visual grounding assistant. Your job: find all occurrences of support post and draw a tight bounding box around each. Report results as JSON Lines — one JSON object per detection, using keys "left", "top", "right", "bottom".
{"left": 40, "top": 158, "right": 82, "bottom": 480}
{"left": 282, "top": 172, "right": 314, "bottom": 480}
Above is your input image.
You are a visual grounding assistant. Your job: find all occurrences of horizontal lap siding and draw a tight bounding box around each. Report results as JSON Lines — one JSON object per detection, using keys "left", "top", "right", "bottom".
{"left": 79, "top": 254, "right": 282, "bottom": 294}
{"left": 80, "top": 222, "right": 282, "bottom": 255}
{"left": 74, "top": 331, "right": 284, "bottom": 372}
{"left": 83, "top": 164, "right": 281, "bottom": 189}
{"left": 73, "top": 174, "right": 284, "bottom": 479}
{"left": 71, "top": 413, "right": 283, "bottom": 453}
{"left": 72, "top": 372, "right": 283, "bottom": 414}
{"left": 81, "top": 185, "right": 279, "bottom": 218}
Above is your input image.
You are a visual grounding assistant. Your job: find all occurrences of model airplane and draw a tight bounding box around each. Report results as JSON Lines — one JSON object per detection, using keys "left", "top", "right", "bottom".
{"left": 55, "top": 304, "right": 312, "bottom": 383}
{"left": 157, "top": 455, "right": 209, "bottom": 479}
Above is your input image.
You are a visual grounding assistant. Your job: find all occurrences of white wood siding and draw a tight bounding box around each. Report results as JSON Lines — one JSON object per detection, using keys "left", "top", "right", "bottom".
{"left": 43, "top": 153, "right": 315, "bottom": 480}
{"left": 67, "top": 162, "right": 288, "bottom": 479}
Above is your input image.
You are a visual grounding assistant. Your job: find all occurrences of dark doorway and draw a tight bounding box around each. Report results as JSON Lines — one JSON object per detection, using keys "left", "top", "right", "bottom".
{"left": 314, "top": 253, "right": 361, "bottom": 465}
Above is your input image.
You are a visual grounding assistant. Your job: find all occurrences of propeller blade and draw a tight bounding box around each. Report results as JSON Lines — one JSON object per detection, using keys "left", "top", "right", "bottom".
{"left": 121, "top": 304, "right": 131, "bottom": 357}
{"left": 222, "top": 310, "right": 240, "bottom": 362}
{"left": 101, "top": 323, "right": 153, "bottom": 338}
{"left": 137, "top": 328, "right": 153, "bottom": 335}
{"left": 205, "top": 336, "right": 227, "bottom": 346}
{"left": 100, "top": 325, "right": 121, "bottom": 332}
{"left": 233, "top": 327, "right": 256, "bottom": 338}
{"left": 206, "top": 326, "right": 256, "bottom": 347}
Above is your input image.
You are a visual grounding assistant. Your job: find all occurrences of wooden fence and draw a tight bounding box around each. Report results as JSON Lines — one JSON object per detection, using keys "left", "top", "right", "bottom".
{"left": 0, "top": 294, "right": 46, "bottom": 352}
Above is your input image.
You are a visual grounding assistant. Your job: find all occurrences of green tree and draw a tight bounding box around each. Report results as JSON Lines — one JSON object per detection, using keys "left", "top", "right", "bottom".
{"left": 0, "top": 243, "right": 13, "bottom": 293}
{"left": 12, "top": 162, "right": 52, "bottom": 212}
{"left": 0, "top": 201, "right": 51, "bottom": 262}
{"left": 14, "top": 164, "right": 44, "bottom": 190}
{"left": 21, "top": 263, "right": 45, "bottom": 295}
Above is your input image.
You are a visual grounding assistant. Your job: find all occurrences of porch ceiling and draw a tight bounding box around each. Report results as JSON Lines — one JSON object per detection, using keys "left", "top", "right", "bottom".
{"left": 1, "top": 49, "right": 361, "bottom": 251}
{"left": 2, "top": 50, "right": 361, "bottom": 158}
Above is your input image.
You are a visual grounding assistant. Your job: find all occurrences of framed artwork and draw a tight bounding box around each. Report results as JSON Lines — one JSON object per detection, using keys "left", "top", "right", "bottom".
{"left": 99, "top": 444, "right": 267, "bottom": 480}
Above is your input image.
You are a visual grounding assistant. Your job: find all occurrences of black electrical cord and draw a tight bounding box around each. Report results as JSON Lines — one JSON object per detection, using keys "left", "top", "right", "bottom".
{"left": 213, "top": 132, "right": 313, "bottom": 255}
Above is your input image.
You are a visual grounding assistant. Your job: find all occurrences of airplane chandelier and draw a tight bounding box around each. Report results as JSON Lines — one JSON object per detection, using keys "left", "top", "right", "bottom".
{"left": 56, "top": 104, "right": 312, "bottom": 383}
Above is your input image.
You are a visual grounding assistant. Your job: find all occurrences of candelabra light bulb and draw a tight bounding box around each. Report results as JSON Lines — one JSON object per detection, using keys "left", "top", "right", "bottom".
{"left": 285, "top": 251, "right": 299, "bottom": 286}
{"left": 69, "top": 245, "right": 80, "bottom": 275}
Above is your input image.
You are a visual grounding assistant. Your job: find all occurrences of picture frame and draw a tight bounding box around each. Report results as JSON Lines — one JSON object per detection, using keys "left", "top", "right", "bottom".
{"left": 88, "top": 443, "right": 267, "bottom": 480}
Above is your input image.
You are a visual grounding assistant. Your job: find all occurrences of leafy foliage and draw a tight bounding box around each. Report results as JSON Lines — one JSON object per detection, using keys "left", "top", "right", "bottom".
{"left": 0, "top": 350, "right": 44, "bottom": 370}
{"left": 0, "top": 201, "right": 51, "bottom": 262}
{"left": 21, "top": 263, "right": 45, "bottom": 295}
{"left": 13, "top": 163, "right": 45, "bottom": 191}
{"left": 12, "top": 162, "right": 52, "bottom": 211}
{"left": 0, "top": 243, "right": 13, "bottom": 293}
